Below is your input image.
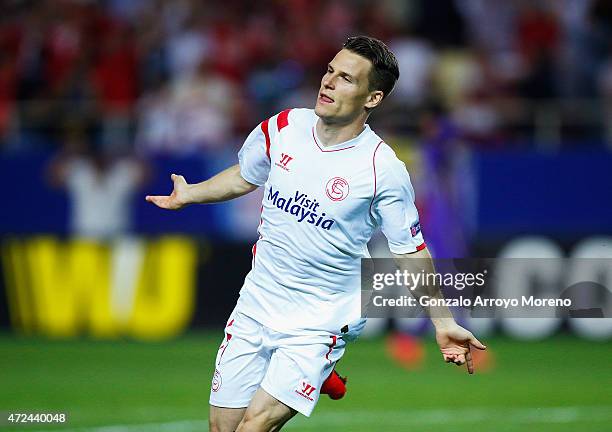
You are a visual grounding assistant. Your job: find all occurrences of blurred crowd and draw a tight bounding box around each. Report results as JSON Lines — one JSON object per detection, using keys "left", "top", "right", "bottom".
{"left": 0, "top": 0, "right": 611, "bottom": 156}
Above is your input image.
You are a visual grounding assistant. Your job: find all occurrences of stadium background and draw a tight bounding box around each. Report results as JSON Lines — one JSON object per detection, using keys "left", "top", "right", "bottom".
{"left": 0, "top": 0, "right": 611, "bottom": 430}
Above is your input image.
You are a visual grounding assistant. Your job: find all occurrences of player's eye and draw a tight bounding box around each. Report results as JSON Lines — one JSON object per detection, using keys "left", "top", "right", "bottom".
{"left": 343, "top": 76, "right": 352, "bottom": 83}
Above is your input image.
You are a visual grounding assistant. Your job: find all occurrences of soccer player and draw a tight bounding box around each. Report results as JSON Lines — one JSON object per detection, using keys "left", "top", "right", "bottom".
{"left": 146, "top": 36, "right": 486, "bottom": 432}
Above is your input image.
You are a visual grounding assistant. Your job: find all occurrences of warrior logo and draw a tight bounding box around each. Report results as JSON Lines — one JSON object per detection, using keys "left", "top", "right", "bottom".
{"left": 275, "top": 153, "right": 294, "bottom": 171}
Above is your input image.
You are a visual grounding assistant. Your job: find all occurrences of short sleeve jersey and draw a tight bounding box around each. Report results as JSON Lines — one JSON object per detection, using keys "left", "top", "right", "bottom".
{"left": 237, "top": 108, "right": 425, "bottom": 334}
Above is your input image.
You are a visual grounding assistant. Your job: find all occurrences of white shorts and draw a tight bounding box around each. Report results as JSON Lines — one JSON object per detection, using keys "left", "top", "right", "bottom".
{"left": 209, "top": 307, "right": 346, "bottom": 417}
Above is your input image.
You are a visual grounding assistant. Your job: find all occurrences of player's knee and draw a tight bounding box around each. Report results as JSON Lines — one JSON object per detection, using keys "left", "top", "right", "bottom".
{"left": 209, "top": 419, "right": 219, "bottom": 432}
{"left": 209, "top": 417, "right": 225, "bottom": 432}
{"left": 209, "top": 404, "right": 246, "bottom": 432}
{"left": 236, "top": 410, "right": 279, "bottom": 432}
{"left": 209, "top": 414, "right": 238, "bottom": 432}
{"left": 236, "top": 413, "right": 266, "bottom": 432}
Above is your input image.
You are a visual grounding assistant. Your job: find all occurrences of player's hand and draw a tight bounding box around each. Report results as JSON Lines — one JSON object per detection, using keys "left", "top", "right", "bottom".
{"left": 435, "top": 322, "right": 486, "bottom": 374}
{"left": 146, "top": 174, "right": 192, "bottom": 210}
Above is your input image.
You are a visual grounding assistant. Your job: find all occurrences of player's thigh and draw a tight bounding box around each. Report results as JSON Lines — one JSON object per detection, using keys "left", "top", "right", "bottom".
{"left": 237, "top": 388, "right": 297, "bottom": 432}
{"left": 209, "top": 405, "right": 246, "bottom": 432}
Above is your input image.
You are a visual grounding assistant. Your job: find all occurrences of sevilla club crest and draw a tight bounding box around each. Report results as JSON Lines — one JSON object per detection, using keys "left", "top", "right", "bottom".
{"left": 326, "top": 177, "right": 349, "bottom": 201}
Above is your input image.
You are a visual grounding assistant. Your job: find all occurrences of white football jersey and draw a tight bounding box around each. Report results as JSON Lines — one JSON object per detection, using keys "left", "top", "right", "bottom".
{"left": 236, "top": 108, "right": 425, "bottom": 335}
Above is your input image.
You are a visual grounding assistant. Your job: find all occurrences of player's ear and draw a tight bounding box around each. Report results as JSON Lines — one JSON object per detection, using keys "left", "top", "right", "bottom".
{"left": 364, "top": 90, "right": 384, "bottom": 110}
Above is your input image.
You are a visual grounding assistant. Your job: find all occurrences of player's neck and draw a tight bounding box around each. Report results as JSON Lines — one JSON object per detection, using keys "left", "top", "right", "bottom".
{"left": 315, "top": 118, "right": 366, "bottom": 147}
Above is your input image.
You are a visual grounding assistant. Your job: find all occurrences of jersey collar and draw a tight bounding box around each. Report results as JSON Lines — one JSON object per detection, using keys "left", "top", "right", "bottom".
{"left": 312, "top": 124, "right": 371, "bottom": 152}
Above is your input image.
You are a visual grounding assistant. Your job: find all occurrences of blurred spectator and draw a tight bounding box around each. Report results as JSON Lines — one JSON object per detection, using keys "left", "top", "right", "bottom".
{"left": 456, "top": 0, "right": 517, "bottom": 54}
{"left": 389, "top": 31, "right": 436, "bottom": 106}
{"left": 48, "top": 128, "right": 148, "bottom": 239}
{"left": 417, "top": 108, "right": 472, "bottom": 257}
{"left": 515, "top": 3, "right": 560, "bottom": 99}
{"left": 432, "top": 50, "right": 482, "bottom": 109}
{"left": 165, "top": 13, "right": 210, "bottom": 82}
{"left": 0, "top": 51, "right": 17, "bottom": 144}
{"left": 136, "top": 60, "right": 239, "bottom": 154}
{"left": 92, "top": 24, "right": 138, "bottom": 154}
{"left": 0, "top": 0, "right": 608, "bottom": 153}
{"left": 551, "top": 0, "right": 594, "bottom": 98}
{"left": 451, "top": 87, "right": 502, "bottom": 146}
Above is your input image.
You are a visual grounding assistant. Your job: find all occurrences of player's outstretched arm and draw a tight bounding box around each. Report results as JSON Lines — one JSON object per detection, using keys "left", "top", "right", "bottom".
{"left": 392, "top": 248, "right": 486, "bottom": 374}
{"left": 146, "top": 164, "right": 258, "bottom": 210}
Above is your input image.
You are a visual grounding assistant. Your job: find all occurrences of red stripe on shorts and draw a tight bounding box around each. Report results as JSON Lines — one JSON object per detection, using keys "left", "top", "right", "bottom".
{"left": 325, "top": 335, "right": 337, "bottom": 365}
{"left": 217, "top": 319, "right": 235, "bottom": 365}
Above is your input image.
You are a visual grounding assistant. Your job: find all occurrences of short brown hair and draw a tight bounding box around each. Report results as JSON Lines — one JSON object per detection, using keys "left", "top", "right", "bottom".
{"left": 343, "top": 36, "right": 400, "bottom": 99}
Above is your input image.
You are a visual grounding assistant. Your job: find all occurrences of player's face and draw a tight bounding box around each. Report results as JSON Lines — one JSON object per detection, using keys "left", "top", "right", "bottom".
{"left": 315, "top": 49, "right": 383, "bottom": 123}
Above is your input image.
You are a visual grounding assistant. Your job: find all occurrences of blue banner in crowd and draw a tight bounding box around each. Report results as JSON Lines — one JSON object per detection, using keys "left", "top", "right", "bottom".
{"left": 1, "top": 149, "right": 611, "bottom": 238}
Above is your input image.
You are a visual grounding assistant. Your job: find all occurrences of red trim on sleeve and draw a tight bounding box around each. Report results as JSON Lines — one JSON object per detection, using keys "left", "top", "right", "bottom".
{"left": 261, "top": 119, "right": 271, "bottom": 160}
{"left": 416, "top": 242, "right": 427, "bottom": 251}
{"left": 277, "top": 109, "right": 291, "bottom": 132}
{"left": 368, "top": 141, "right": 384, "bottom": 215}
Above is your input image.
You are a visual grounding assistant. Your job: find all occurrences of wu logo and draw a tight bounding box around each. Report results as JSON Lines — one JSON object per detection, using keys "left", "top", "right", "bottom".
{"left": 275, "top": 153, "right": 294, "bottom": 171}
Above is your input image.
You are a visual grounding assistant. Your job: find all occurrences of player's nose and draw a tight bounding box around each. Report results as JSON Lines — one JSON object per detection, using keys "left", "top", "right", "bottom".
{"left": 322, "top": 75, "right": 335, "bottom": 89}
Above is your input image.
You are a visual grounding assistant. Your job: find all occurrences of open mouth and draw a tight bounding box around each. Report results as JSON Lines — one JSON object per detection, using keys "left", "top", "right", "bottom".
{"left": 319, "top": 93, "right": 334, "bottom": 104}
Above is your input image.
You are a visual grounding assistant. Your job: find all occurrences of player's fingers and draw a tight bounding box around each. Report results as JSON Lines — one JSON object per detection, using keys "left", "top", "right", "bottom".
{"left": 453, "top": 354, "right": 465, "bottom": 366}
{"left": 146, "top": 195, "right": 160, "bottom": 205}
{"left": 171, "top": 173, "right": 185, "bottom": 185}
{"left": 441, "top": 347, "right": 466, "bottom": 355}
{"left": 465, "top": 346, "right": 475, "bottom": 374}
{"left": 146, "top": 195, "right": 169, "bottom": 208}
{"left": 469, "top": 335, "right": 486, "bottom": 350}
